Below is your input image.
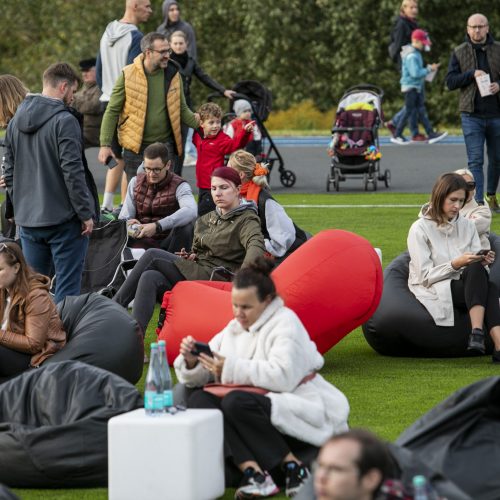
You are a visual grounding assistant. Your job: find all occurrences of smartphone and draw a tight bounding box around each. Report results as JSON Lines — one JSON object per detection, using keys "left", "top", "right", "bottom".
{"left": 476, "top": 249, "right": 489, "bottom": 256}
{"left": 105, "top": 155, "right": 118, "bottom": 169}
{"left": 191, "top": 341, "right": 213, "bottom": 358}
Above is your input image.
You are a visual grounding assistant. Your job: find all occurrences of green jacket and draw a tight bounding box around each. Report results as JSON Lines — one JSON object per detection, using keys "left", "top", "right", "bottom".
{"left": 175, "top": 201, "right": 265, "bottom": 280}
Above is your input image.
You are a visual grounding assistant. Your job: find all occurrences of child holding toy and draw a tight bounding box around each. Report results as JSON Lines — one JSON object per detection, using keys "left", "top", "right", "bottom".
{"left": 193, "top": 102, "right": 253, "bottom": 215}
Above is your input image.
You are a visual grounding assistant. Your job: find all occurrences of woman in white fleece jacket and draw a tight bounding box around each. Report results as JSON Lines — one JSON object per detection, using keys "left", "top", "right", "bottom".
{"left": 174, "top": 257, "right": 349, "bottom": 499}
{"left": 408, "top": 172, "right": 500, "bottom": 361}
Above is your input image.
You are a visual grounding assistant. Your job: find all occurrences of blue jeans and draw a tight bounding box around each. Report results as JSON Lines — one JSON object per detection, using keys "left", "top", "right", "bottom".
{"left": 461, "top": 113, "right": 500, "bottom": 202}
{"left": 393, "top": 87, "right": 433, "bottom": 137}
{"left": 20, "top": 218, "right": 89, "bottom": 304}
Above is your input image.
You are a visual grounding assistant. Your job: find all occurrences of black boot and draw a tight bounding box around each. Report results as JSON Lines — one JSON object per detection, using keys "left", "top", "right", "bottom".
{"left": 467, "top": 328, "right": 486, "bottom": 354}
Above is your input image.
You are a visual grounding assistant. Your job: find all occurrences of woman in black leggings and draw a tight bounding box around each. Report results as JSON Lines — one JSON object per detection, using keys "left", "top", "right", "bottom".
{"left": 407, "top": 172, "right": 500, "bottom": 362}
{"left": 113, "top": 166, "right": 265, "bottom": 334}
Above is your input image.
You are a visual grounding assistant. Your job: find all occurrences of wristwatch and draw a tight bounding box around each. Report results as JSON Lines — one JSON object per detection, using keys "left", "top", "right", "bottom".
{"left": 155, "top": 222, "right": 162, "bottom": 234}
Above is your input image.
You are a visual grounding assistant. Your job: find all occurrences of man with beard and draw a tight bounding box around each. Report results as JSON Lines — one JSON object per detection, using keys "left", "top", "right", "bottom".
{"left": 446, "top": 13, "right": 500, "bottom": 212}
{"left": 3, "top": 62, "right": 95, "bottom": 303}
{"left": 98, "top": 32, "right": 198, "bottom": 183}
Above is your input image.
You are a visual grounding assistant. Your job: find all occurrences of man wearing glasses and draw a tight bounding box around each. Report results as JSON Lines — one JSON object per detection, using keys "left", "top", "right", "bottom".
{"left": 446, "top": 13, "right": 500, "bottom": 213}
{"left": 118, "top": 142, "right": 196, "bottom": 252}
{"left": 98, "top": 32, "right": 199, "bottom": 184}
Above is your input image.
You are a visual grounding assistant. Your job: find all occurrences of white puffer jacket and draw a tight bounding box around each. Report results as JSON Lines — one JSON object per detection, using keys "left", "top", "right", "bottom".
{"left": 174, "top": 297, "right": 350, "bottom": 446}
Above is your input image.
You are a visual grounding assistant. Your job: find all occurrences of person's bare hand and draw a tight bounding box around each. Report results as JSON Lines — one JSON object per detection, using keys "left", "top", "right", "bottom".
{"left": 244, "top": 121, "right": 255, "bottom": 132}
{"left": 0, "top": 176, "right": 6, "bottom": 189}
{"left": 490, "top": 82, "right": 500, "bottom": 95}
{"left": 193, "top": 113, "right": 201, "bottom": 125}
{"left": 452, "top": 252, "right": 484, "bottom": 269}
{"left": 137, "top": 223, "right": 156, "bottom": 238}
{"left": 482, "top": 250, "right": 495, "bottom": 266}
{"left": 81, "top": 218, "right": 94, "bottom": 236}
{"left": 199, "top": 352, "right": 225, "bottom": 382}
{"left": 127, "top": 218, "right": 140, "bottom": 226}
{"left": 98, "top": 146, "right": 113, "bottom": 165}
{"left": 430, "top": 63, "right": 440, "bottom": 71}
{"left": 474, "top": 69, "right": 486, "bottom": 78}
{"left": 224, "top": 90, "right": 236, "bottom": 99}
{"left": 179, "top": 335, "right": 198, "bottom": 368}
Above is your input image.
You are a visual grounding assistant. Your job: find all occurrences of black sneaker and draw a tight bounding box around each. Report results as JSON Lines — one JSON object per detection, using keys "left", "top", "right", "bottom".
{"left": 492, "top": 350, "right": 500, "bottom": 364}
{"left": 467, "top": 328, "right": 486, "bottom": 354}
{"left": 284, "top": 461, "right": 310, "bottom": 497}
{"left": 235, "top": 467, "right": 279, "bottom": 499}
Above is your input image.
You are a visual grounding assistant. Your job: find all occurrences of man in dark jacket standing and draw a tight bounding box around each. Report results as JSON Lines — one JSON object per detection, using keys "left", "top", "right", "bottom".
{"left": 4, "top": 62, "right": 95, "bottom": 304}
{"left": 446, "top": 13, "right": 500, "bottom": 211}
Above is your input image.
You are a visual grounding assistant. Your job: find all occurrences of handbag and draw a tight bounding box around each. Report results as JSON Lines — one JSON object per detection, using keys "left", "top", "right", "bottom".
{"left": 203, "top": 372, "right": 317, "bottom": 398}
{"left": 203, "top": 383, "right": 268, "bottom": 398}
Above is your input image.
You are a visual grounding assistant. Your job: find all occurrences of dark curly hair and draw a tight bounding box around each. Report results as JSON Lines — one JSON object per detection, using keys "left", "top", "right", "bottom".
{"left": 233, "top": 257, "right": 276, "bottom": 302}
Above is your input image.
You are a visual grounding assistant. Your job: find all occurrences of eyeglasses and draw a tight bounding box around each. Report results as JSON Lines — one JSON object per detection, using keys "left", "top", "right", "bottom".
{"left": 467, "top": 25, "right": 488, "bottom": 30}
{"left": 150, "top": 48, "right": 172, "bottom": 56}
{"left": 144, "top": 165, "right": 167, "bottom": 174}
{"left": 466, "top": 181, "right": 476, "bottom": 190}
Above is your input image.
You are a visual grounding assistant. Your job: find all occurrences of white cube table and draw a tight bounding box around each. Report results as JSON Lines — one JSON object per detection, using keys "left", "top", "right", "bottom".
{"left": 109, "top": 408, "right": 224, "bottom": 500}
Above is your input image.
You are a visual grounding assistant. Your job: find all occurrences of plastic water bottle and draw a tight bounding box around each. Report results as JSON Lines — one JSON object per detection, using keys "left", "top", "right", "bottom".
{"left": 413, "top": 475, "right": 429, "bottom": 500}
{"left": 144, "top": 343, "right": 163, "bottom": 416}
{"left": 158, "top": 340, "right": 173, "bottom": 410}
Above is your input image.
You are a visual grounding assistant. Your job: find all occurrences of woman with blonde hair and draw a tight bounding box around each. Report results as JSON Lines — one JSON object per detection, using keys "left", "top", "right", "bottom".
{"left": 0, "top": 75, "right": 28, "bottom": 128}
{"left": 228, "top": 150, "right": 308, "bottom": 261}
{"left": 455, "top": 168, "right": 491, "bottom": 249}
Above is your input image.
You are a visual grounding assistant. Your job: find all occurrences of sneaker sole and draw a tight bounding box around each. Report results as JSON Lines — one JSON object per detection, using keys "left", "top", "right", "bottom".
{"left": 390, "top": 139, "right": 410, "bottom": 145}
{"left": 235, "top": 487, "right": 280, "bottom": 499}
{"left": 428, "top": 132, "right": 449, "bottom": 144}
{"left": 467, "top": 342, "right": 486, "bottom": 354}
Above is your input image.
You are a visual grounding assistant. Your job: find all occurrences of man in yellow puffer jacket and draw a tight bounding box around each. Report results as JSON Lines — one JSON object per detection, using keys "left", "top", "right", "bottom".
{"left": 99, "top": 32, "right": 199, "bottom": 182}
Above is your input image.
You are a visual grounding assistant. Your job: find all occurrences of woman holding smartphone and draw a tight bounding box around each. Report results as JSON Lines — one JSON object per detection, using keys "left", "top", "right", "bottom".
{"left": 174, "top": 257, "right": 349, "bottom": 499}
{"left": 408, "top": 172, "right": 500, "bottom": 361}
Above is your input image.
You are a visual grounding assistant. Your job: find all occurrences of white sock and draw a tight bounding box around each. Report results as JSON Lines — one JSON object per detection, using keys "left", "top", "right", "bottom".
{"left": 102, "top": 192, "right": 114, "bottom": 210}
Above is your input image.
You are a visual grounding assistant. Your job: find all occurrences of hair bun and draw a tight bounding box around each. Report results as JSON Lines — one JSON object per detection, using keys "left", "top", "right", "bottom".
{"left": 247, "top": 256, "right": 274, "bottom": 277}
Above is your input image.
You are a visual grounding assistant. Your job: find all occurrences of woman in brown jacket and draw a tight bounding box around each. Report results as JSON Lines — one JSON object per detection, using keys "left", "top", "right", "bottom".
{"left": 0, "top": 242, "right": 66, "bottom": 377}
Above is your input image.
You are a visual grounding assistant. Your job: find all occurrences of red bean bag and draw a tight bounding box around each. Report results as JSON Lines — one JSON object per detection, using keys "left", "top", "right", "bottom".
{"left": 157, "top": 230, "right": 383, "bottom": 362}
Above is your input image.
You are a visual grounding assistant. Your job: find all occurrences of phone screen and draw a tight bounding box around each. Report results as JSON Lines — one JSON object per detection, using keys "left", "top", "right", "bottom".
{"left": 106, "top": 156, "right": 118, "bottom": 169}
{"left": 191, "top": 342, "right": 213, "bottom": 358}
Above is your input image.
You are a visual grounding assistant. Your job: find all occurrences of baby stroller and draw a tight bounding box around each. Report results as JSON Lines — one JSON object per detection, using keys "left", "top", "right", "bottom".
{"left": 326, "top": 84, "right": 390, "bottom": 191}
{"left": 208, "top": 80, "right": 297, "bottom": 187}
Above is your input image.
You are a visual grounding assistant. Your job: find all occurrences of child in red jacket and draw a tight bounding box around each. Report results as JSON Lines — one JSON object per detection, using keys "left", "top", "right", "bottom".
{"left": 193, "top": 102, "right": 253, "bottom": 215}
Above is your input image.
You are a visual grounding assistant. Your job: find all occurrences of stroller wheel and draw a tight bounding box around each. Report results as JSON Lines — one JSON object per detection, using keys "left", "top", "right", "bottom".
{"left": 334, "top": 170, "right": 340, "bottom": 191}
{"left": 384, "top": 169, "right": 391, "bottom": 188}
{"left": 363, "top": 174, "right": 369, "bottom": 191}
{"left": 280, "top": 170, "right": 296, "bottom": 188}
{"left": 326, "top": 174, "right": 332, "bottom": 192}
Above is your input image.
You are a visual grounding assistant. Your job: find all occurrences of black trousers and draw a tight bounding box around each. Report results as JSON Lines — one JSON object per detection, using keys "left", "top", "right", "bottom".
{"left": 451, "top": 262, "right": 500, "bottom": 330}
{"left": 113, "top": 248, "right": 186, "bottom": 333}
{"left": 187, "top": 389, "right": 316, "bottom": 481}
{"left": 0, "top": 344, "right": 31, "bottom": 378}
{"left": 198, "top": 189, "right": 216, "bottom": 216}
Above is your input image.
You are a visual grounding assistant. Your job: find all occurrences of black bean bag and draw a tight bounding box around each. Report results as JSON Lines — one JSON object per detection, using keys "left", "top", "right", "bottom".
{"left": 397, "top": 376, "right": 500, "bottom": 500}
{"left": 0, "top": 361, "right": 142, "bottom": 488}
{"left": 362, "top": 234, "right": 500, "bottom": 357}
{"left": 45, "top": 293, "right": 143, "bottom": 384}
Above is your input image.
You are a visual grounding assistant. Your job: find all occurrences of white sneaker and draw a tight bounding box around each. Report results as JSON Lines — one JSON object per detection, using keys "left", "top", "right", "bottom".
{"left": 235, "top": 468, "right": 279, "bottom": 499}
{"left": 427, "top": 131, "right": 448, "bottom": 144}
{"left": 390, "top": 136, "right": 410, "bottom": 145}
{"left": 183, "top": 154, "right": 197, "bottom": 167}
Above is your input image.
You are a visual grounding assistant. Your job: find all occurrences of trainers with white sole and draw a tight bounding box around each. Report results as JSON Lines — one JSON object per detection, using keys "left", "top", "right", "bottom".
{"left": 427, "top": 131, "right": 448, "bottom": 144}
{"left": 235, "top": 468, "right": 280, "bottom": 499}
{"left": 390, "top": 136, "right": 410, "bottom": 145}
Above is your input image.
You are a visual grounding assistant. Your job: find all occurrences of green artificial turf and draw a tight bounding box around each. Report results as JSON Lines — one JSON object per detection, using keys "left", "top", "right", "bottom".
{"left": 12, "top": 192, "right": 500, "bottom": 499}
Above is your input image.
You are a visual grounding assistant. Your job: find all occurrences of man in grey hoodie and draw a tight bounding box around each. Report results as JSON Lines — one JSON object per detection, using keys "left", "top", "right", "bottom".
{"left": 96, "top": 0, "right": 153, "bottom": 213}
{"left": 3, "top": 63, "right": 95, "bottom": 304}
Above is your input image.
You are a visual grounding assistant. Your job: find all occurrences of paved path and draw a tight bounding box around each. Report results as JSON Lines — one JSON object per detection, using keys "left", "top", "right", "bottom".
{"left": 86, "top": 136, "right": 469, "bottom": 195}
